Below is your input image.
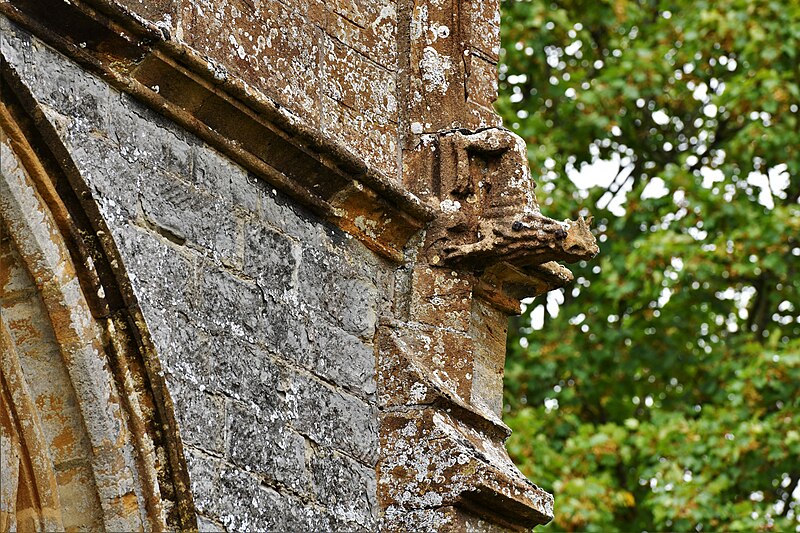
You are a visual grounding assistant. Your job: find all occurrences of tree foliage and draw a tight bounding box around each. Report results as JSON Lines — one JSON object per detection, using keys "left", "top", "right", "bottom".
{"left": 498, "top": 1, "right": 800, "bottom": 530}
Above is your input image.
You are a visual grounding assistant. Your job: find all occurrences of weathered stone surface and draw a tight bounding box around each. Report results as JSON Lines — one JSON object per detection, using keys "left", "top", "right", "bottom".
{"left": 298, "top": 240, "right": 380, "bottom": 338}
{"left": 288, "top": 372, "right": 379, "bottom": 465}
{"left": 140, "top": 173, "right": 241, "bottom": 264}
{"left": 469, "top": 298, "right": 508, "bottom": 416}
{"left": 181, "top": 0, "right": 321, "bottom": 124}
{"left": 184, "top": 446, "right": 221, "bottom": 517}
{"left": 205, "top": 336, "right": 285, "bottom": 412}
{"left": 113, "top": 223, "right": 196, "bottom": 313}
{"left": 464, "top": 0, "right": 501, "bottom": 61}
{"left": 465, "top": 52, "right": 502, "bottom": 128}
{"left": 379, "top": 409, "right": 554, "bottom": 526}
{"left": 327, "top": 0, "right": 397, "bottom": 69}
{"left": 308, "top": 312, "right": 378, "bottom": 397}
{"left": 226, "top": 402, "right": 308, "bottom": 491}
{"left": 243, "top": 220, "right": 297, "bottom": 292}
{"left": 310, "top": 448, "right": 378, "bottom": 529}
{"left": 409, "top": 13, "right": 459, "bottom": 128}
{"left": 215, "top": 466, "right": 321, "bottom": 531}
{"left": 192, "top": 146, "right": 257, "bottom": 214}
{"left": 410, "top": 265, "right": 474, "bottom": 331}
{"left": 107, "top": 94, "right": 196, "bottom": 178}
{"left": 323, "top": 36, "right": 397, "bottom": 123}
{"left": 2, "top": 0, "right": 600, "bottom": 527}
{"left": 3, "top": 25, "right": 383, "bottom": 529}
{"left": 194, "top": 261, "right": 264, "bottom": 338}
{"left": 169, "top": 378, "right": 227, "bottom": 454}
{"left": 321, "top": 95, "right": 399, "bottom": 178}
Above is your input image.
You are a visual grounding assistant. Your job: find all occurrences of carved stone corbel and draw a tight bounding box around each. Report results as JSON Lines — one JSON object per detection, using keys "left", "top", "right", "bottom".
{"left": 423, "top": 128, "right": 598, "bottom": 300}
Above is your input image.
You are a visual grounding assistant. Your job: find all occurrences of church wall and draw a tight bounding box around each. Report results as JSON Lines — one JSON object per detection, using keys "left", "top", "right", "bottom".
{"left": 2, "top": 20, "right": 389, "bottom": 530}
{"left": 111, "top": 0, "right": 400, "bottom": 177}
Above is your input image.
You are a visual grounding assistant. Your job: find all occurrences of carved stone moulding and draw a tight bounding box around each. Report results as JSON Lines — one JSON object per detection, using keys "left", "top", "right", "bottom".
{"left": 376, "top": 323, "right": 554, "bottom": 531}
{"left": 0, "top": 61, "right": 195, "bottom": 530}
{"left": 0, "top": 0, "right": 435, "bottom": 263}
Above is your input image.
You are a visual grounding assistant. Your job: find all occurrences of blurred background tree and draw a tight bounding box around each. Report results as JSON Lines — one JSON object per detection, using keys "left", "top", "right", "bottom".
{"left": 498, "top": 0, "right": 800, "bottom": 530}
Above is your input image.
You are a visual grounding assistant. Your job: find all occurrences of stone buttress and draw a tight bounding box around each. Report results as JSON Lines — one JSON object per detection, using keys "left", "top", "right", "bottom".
{"left": 0, "top": 0, "right": 597, "bottom": 530}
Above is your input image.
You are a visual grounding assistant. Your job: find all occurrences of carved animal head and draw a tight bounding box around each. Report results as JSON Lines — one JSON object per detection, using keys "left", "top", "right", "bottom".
{"left": 427, "top": 128, "right": 599, "bottom": 271}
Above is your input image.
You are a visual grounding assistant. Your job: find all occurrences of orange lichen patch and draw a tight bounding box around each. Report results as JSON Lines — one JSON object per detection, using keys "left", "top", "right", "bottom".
{"left": 50, "top": 425, "right": 77, "bottom": 452}
{"left": 5, "top": 317, "right": 38, "bottom": 347}
{"left": 33, "top": 393, "right": 64, "bottom": 416}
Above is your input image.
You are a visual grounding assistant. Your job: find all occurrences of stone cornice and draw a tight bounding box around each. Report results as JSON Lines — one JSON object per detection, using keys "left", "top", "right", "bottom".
{"left": 0, "top": 0, "right": 435, "bottom": 262}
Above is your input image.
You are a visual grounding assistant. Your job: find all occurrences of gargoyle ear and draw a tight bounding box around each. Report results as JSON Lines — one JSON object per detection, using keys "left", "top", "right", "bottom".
{"left": 584, "top": 215, "right": 594, "bottom": 226}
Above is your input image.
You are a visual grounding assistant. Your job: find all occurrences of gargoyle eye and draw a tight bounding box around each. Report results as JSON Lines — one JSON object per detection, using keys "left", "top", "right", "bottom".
{"left": 555, "top": 228, "right": 568, "bottom": 239}
{"left": 512, "top": 221, "right": 524, "bottom": 231}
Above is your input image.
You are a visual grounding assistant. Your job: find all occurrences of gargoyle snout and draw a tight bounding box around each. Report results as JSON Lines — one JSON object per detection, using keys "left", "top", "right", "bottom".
{"left": 562, "top": 216, "right": 599, "bottom": 261}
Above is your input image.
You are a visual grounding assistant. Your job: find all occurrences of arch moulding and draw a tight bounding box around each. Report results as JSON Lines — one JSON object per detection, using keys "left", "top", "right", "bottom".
{"left": 0, "top": 57, "right": 195, "bottom": 531}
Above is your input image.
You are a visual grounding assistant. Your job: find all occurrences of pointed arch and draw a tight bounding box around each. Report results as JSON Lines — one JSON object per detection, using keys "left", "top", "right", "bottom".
{"left": 0, "top": 54, "right": 195, "bottom": 530}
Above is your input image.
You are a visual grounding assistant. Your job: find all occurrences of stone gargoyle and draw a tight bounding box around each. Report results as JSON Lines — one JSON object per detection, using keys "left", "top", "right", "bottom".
{"left": 425, "top": 128, "right": 599, "bottom": 274}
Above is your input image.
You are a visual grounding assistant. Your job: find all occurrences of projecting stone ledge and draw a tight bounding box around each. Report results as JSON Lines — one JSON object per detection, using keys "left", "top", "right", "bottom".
{"left": 377, "top": 322, "right": 554, "bottom": 531}
{"left": 379, "top": 408, "right": 553, "bottom": 531}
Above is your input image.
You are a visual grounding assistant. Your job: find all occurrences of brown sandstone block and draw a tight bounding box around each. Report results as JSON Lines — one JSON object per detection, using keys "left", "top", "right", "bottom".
{"left": 326, "top": 0, "right": 397, "bottom": 69}
{"left": 322, "top": 36, "right": 397, "bottom": 123}
{"left": 466, "top": 52, "right": 499, "bottom": 114}
{"left": 464, "top": 0, "right": 501, "bottom": 61}
{"left": 469, "top": 297, "right": 508, "bottom": 415}
{"left": 321, "top": 96, "right": 398, "bottom": 176}
{"left": 407, "top": 0, "right": 466, "bottom": 132}
{"left": 180, "top": 0, "right": 320, "bottom": 124}
{"left": 279, "top": 0, "right": 326, "bottom": 27}
{"left": 111, "top": 0, "right": 178, "bottom": 27}
{"left": 410, "top": 265, "right": 473, "bottom": 331}
{"left": 377, "top": 323, "right": 475, "bottom": 404}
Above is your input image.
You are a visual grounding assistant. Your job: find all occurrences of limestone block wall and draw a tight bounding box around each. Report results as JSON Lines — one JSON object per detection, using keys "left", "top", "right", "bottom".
{"left": 3, "top": 21, "right": 387, "bottom": 530}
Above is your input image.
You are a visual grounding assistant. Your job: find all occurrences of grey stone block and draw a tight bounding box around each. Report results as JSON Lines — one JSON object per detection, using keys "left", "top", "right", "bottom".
{"left": 243, "top": 221, "right": 298, "bottom": 295}
{"left": 287, "top": 373, "right": 379, "bottom": 465}
{"left": 298, "top": 245, "right": 379, "bottom": 338}
{"left": 261, "top": 305, "right": 375, "bottom": 400}
{"left": 196, "top": 515, "right": 225, "bottom": 532}
{"left": 306, "top": 311, "right": 377, "bottom": 398}
{"left": 258, "top": 182, "right": 318, "bottom": 239}
{"left": 310, "top": 448, "right": 377, "bottom": 530}
{"left": 261, "top": 300, "right": 312, "bottom": 364}
{"left": 112, "top": 223, "right": 196, "bottom": 315}
{"left": 169, "top": 378, "right": 226, "bottom": 454}
{"left": 140, "top": 173, "right": 239, "bottom": 263}
{"left": 205, "top": 335, "right": 285, "bottom": 414}
{"left": 65, "top": 135, "right": 142, "bottom": 222}
{"left": 145, "top": 309, "right": 210, "bottom": 384}
{"left": 226, "top": 402, "right": 308, "bottom": 492}
{"left": 217, "top": 466, "right": 334, "bottom": 532}
{"left": 107, "top": 93, "right": 194, "bottom": 178}
{"left": 184, "top": 447, "right": 221, "bottom": 517}
{"left": 194, "top": 262, "right": 264, "bottom": 339}
{"left": 17, "top": 37, "right": 112, "bottom": 134}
